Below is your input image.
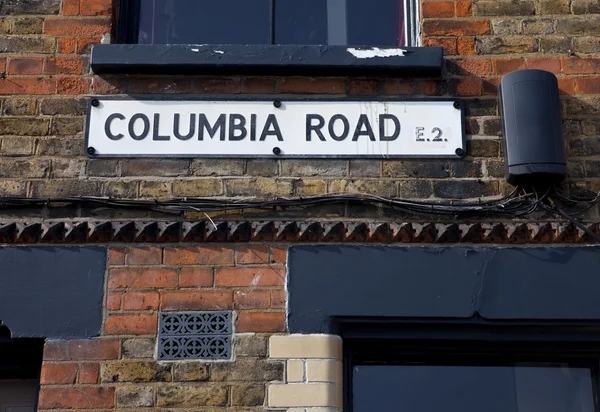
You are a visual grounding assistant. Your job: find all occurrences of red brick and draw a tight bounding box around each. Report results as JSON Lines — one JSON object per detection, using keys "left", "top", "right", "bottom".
{"left": 526, "top": 57, "right": 561, "bottom": 74}
{"left": 126, "top": 246, "right": 162, "bottom": 265}
{"left": 577, "top": 77, "right": 600, "bottom": 94}
{"left": 38, "top": 387, "right": 115, "bottom": 409}
{"left": 455, "top": 77, "right": 482, "bottom": 96}
{"left": 422, "top": 1, "right": 455, "bottom": 17}
{"left": 454, "top": 58, "right": 493, "bottom": 75}
{"left": 458, "top": 37, "right": 477, "bottom": 56}
{"left": 234, "top": 290, "right": 271, "bottom": 310}
{"left": 277, "top": 77, "right": 346, "bottom": 94}
{"left": 123, "top": 291, "right": 160, "bottom": 311}
{"left": 77, "top": 36, "right": 101, "bottom": 54}
{"left": 179, "top": 267, "right": 214, "bottom": 287}
{"left": 382, "top": 79, "right": 418, "bottom": 95}
{"left": 269, "top": 246, "right": 288, "bottom": 264}
{"left": 43, "top": 341, "right": 69, "bottom": 361}
{"left": 79, "top": 363, "right": 100, "bottom": 384}
{"left": 236, "top": 245, "right": 270, "bottom": 265}
{"left": 271, "top": 290, "right": 286, "bottom": 309}
{"left": 423, "top": 37, "right": 458, "bottom": 55}
{"left": 44, "top": 56, "right": 85, "bottom": 75}
{"left": 242, "top": 77, "right": 276, "bottom": 94}
{"left": 106, "top": 291, "right": 122, "bottom": 311}
{"left": 92, "top": 76, "right": 127, "bottom": 94}
{"left": 8, "top": 57, "right": 43, "bottom": 75}
{"left": 164, "top": 246, "right": 234, "bottom": 265}
{"left": 40, "top": 363, "right": 78, "bottom": 384}
{"left": 191, "top": 77, "right": 241, "bottom": 94}
{"left": 482, "top": 78, "right": 501, "bottom": 95}
{"left": 104, "top": 314, "right": 158, "bottom": 335}
{"left": 215, "top": 267, "right": 286, "bottom": 287}
{"left": 562, "top": 57, "right": 600, "bottom": 75}
{"left": 558, "top": 78, "right": 575, "bottom": 95}
{"left": 493, "top": 58, "right": 526, "bottom": 75}
{"left": 236, "top": 312, "right": 286, "bottom": 333}
{"left": 57, "top": 37, "right": 77, "bottom": 54}
{"left": 160, "top": 290, "right": 233, "bottom": 310}
{"left": 109, "top": 247, "right": 125, "bottom": 265}
{"left": 456, "top": 0, "right": 472, "bottom": 16}
{"left": 80, "top": 0, "right": 112, "bottom": 15}
{"left": 57, "top": 77, "right": 90, "bottom": 94}
{"left": 423, "top": 20, "right": 490, "bottom": 36}
{"left": 108, "top": 268, "right": 178, "bottom": 289}
{"left": 348, "top": 79, "right": 379, "bottom": 95}
{"left": 62, "top": 0, "right": 79, "bottom": 15}
{"left": 69, "top": 339, "right": 120, "bottom": 360}
{"left": 44, "top": 17, "right": 110, "bottom": 36}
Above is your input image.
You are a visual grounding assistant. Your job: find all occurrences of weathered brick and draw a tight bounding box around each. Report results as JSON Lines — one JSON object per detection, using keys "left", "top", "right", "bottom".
{"left": 43, "top": 17, "right": 110, "bottom": 35}
{"left": 569, "top": 137, "right": 600, "bottom": 156}
{"left": 476, "top": 36, "right": 539, "bottom": 54}
{"left": 236, "top": 312, "right": 286, "bottom": 333}
{"left": 234, "top": 290, "right": 271, "bottom": 310}
{"left": 556, "top": 17, "right": 600, "bottom": 35}
{"left": 522, "top": 18, "right": 554, "bottom": 35}
{"left": 329, "top": 179, "right": 397, "bottom": 197}
{"left": 540, "top": 36, "right": 572, "bottom": 53}
{"left": 43, "top": 341, "right": 69, "bottom": 361}
{"left": 234, "top": 335, "right": 268, "bottom": 358}
{"left": 109, "top": 267, "right": 177, "bottom": 289}
{"left": 526, "top": 57, "right": 561, "bottom": 74}
{"left": 242, "top": 77, "right": 276, "bottom": 94}
{"left": 57, "top": 77, "right": 90, "bottom": 94}
{"left": 473, "top": 1, "right": 535, "bottom": 16}
{"left": 51, "top": 117, "right": 84, "bottom": 135}
{"left": 231, "top": 384, "right": 266, "bottom": 406}
{"left": 423, "top": 19, "right": 490, "bottom": 36}
{"left": 216, "top": 266, "right": 285, "bottom": 287}
{"left": 116, "top": 386, "right": 154, "bottom": 407}
{"left": 422, "top": 1, "right": 455, "bottom": 17}
{"left": 69, "top": 339, "right": 120, "bottom": 360}
{"left": 157, "top": 385, "right": 228, "bottom": 407}
{"left": 271, "top": 290, "right": 286, "bottom": 309}
{"left": 0, "top": 18, "right": 10, "bottom": 34}
{"left": 433, "top": 180, "right": 499, "bottom": 198}
{"left": 140, "top": 181, "right": 172, "bottom": 199}
{"left": 62, "top": 0, "right": 79, "bottom": 15}
{"left": 190, "top": 159, "right": 245, "bottom": 176}
{"left": 572, "top": 0, "right": 600, "bottom": 14}
{"left": 79, "top": 363, "right": 100, "bottom": 384}
{"left": 0, "top": 0, "right": 61, "bottom": 14}
{"left": 80, "top": 0, "right": 112, "bottom": 15}
{"left": 562, "top": 57, "right": 600, "bottom": 75}
{"left": 0, "top": 180, "right": 27, "bottom": 196}
{"left": 226, "top": 177, "right": 294, "bottom": 197}
{"left": 0, "top": 37, "right": 56, "bottom": 53}
{"left": 40, "top": 363, "right": 78, "bottom": 384}
{"left": 160, "top": 290, "right": 233, "bottom": 310}
{"left": 164, "top": 246, "right": 234, "bottom": 265}
{"left": 348, "top": 79, "right": 379, "bottom": 95}
{"left": 125, "top": 246, "right": 162, "bottom": 265}
{"left": 172, "top": 179, "right": 223, "bottom": 196}
{"left": 348, "top": 160, "right": 381, "bottom": 177}
{"left": 40, "top": 97, "right": 86, "bottom": 115}
{"left": 492, "top": 19, "right": 522, "bottom": 35}
{"left": 423, "top": 37, "right": 458, "bottom": 55}
{"left": 383, "top": 161, "right": 449, "bottom": 178}
{"left": 122, "top": 338, "right": 156, "bottom": 359}
{"left": 104, "top": 314, "right": 158, "bottom": 335}
{"left": 281, "top": 160, "right": 347, "bottom": 177}
{"left": 246, "top": 159, "right": 279, "bottom": 176}
{"left": 106, "top": 291, "right": 121, "bottom": 310}
{"left": 468, "top": 139, "right": 500, "bottom": 157}
{"left": 0, "top": 158, "right": 50, "bottom": 178}
{"left": 120, "top": 159, "right": 190, "bottom": 177}
{"left": 50, "top": 158, "right": 85, "bottom": 178}
{"left": 77, "top": 36, "right": 99, "bottom": 54}
{"left": 236, "top": 245, "right": 270, "bottom": 264}
{"left": 38, "top": 387, "right": 115, "bottom": 409}
{"left": 86, "top": 158, "right": 120, "bottom": 176}
{"left": 192, "top": 77, "right": 241, "bottom": 94}
{"left": 179, "top": 267, "right": 213, "bottom": 287}
{"left": 101, "top": 361, "right": 171, "bottom": 383}
{"left": 8, "top": 57, "right": 43, "bottom": 75}
{"left": 574, "top": 37, "right": 600, "bottom": 54}
{"left": 12, "top": 17, "right": 43, "bottom": 34}
{"left": 456, "top": 0, "right": 473, "bottom": 16}
{"left": 211, "top": 358, "right": 283, "bottom": 381}
{"left": 173, "top": 363, "right": 209, "bottom": 382}
{"left": 577, "top": 77, "right": 600, "bottom": 94}
{"left": 57, "top": 37, "right": 76, "bottom": 53}
{"left": 3, "top": 98, "right": 37, "bottom": 116}
{"left": 278, "top": 78, "right": 345, "bottom": 94}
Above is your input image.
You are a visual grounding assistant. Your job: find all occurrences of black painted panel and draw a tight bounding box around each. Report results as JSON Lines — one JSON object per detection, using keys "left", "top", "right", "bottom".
{"left": 0, "top": 247, "right": 106, "bottom": 339}
{"left": 288, "top": 246, "right": 600, "bottom": 333}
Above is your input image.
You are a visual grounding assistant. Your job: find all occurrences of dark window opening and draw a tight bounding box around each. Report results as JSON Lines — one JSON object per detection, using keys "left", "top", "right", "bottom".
{"left": 122, "top": 0, "right": 419, "bottom": 47}
{"left": 0, "top": 335, "right": 44, "bottom": 412}
{"left": 344, "top": 324, "right": 600, "bottom": 412}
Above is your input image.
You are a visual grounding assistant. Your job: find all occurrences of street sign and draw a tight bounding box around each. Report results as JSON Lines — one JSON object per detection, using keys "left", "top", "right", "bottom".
{"left": 85, "top": 98, "right": 465, "bottom": 158}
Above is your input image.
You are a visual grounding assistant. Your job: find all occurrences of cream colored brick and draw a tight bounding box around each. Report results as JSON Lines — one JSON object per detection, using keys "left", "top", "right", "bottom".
{"left": 306, "top": 408, "right": 340, "bottom": 412}
{"left": 287, "top": 409, "right": 306, "bottom": 412}
{"left": 287, "top": 360, "right": 305, "bottom": 382}
{"left": 306, "top": 360, "right": 341, "bottom": 383}
{"left": 270, "top": 335, "right": 342, "bottom": 360}
{"left": 268, "top": 384, "right": 338, "bottom": 408}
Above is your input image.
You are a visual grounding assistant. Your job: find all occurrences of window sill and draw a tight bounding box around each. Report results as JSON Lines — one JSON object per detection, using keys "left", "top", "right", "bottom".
{"left": 90, "top": 44, "right": 443, "bottom": 77}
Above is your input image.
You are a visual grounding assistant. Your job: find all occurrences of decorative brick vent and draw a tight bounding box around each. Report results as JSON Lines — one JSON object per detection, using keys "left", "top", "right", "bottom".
{"left": 157, "top": 311, "right": 233, "bottom": 361}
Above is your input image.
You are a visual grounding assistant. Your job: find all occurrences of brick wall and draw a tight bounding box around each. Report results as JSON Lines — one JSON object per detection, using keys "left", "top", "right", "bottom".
{"left": 0, "top": 0, "right": 599, "bottom": 219}
{"left": 39, "top": 245, "right": 287, "bottom": 411}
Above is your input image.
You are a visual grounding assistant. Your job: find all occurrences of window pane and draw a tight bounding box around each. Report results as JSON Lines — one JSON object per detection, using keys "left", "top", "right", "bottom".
{"left": 275, "top": 0, "right": 328, "bottom": 45}
{"left": 354, "top": 365, "right": 595, "bottom": 412}
{"left": 138, "top": 0, "right": 271, "bottom": 45}
{"left": 347, "top": 0, "right": 402, "bottom": 46}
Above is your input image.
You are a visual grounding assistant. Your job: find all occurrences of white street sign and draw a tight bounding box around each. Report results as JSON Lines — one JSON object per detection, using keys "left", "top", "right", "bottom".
{"left": 85, "top": 99, "right": 465, "bottom": 158}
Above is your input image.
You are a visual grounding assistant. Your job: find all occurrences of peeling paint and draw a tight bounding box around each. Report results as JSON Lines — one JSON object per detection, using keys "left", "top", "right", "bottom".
{"left": 191, "top": 48, "right": 199, "bottom": 52}
{"left": 214, "top": 50, "right": 224, "bottom": 54}
{"left": 347, "top": 47, "right": 408, "bottom": 59}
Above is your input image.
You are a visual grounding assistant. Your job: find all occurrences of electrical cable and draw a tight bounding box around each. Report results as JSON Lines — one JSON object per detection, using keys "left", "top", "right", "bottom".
{"left": 543, "top": 197, "right": 600, "bottom": 244}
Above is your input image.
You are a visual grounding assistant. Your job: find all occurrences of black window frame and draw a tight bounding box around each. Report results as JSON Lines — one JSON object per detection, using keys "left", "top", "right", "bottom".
{"left": 115, "top": 0, "right": 421, "bottom": 47}
{"left": 343, "top": 319, "right": 600, "bottom": 412}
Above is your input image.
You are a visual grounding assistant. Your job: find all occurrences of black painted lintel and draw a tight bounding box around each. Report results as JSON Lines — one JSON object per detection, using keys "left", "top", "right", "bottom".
{"left": 91, "top": 44, "right": 444, "bottom": 77}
